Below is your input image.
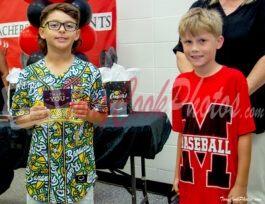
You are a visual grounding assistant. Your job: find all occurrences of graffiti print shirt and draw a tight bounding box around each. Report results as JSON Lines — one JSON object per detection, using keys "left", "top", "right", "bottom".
{"left": 11, "top": 57, "right": 107, "bottom": 203}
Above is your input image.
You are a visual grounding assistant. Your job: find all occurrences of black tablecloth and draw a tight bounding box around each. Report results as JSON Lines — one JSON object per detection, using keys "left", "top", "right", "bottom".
{"left": 0, "top": 121, "right": 31, "bottom": 169}
{"left": 0, "top": 111, "right": 171, "bottom": 194}
{"left": 94, "top": 111, "right": 172, "bottom": 169}
{"left": 0, "top": 111, "right": 171, "bottom": 170}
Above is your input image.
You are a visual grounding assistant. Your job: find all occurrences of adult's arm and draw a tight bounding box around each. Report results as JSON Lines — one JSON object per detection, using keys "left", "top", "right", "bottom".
{"left": 247, "top": 55, "right": 265, "bottom": 95}
{"left": 176, "top": 51, "right": 194, "bottom": 73}
{"left": 173, "top": 0, "right": 202, "bottom": 73}
{"left": 0, "top": 49, "right": 9, "bottom": 88}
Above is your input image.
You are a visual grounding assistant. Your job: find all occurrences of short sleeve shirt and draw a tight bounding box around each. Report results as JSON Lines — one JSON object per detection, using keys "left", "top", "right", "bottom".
{"left": 173, "top": 0, "right": 265, "bottom": 133}
{"left": 11, "top": 57, "right": 107, "bottom": 203}
{"left": 171, "top": 66, "right": 255, "bottom": 203}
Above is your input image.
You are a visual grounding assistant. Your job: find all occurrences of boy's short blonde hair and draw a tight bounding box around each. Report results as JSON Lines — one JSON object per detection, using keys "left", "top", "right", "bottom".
{"left": 178, "top": 7, "right": 223, "bottom": 38}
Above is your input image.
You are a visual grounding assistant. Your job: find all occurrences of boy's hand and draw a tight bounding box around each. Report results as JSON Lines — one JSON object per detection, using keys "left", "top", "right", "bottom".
{"left": 172, "top": 177, "right": 180, "bottom": 195}
{"left": 69, "top": 101, "right": 92, "bottom": 120}
{"left": 227, "top": 185, "right": 247, "bottom": 204}
{"left": 30, "top": 106, "right": 50, "bottom": 125}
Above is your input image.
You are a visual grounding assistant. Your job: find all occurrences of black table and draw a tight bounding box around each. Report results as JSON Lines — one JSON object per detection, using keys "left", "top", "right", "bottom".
{"left": 0, "top": 119, "right": 31, "bottom": 194}
{"left": 94, "top": 111, "right": 172, "bottom": 203}
{"left": 0, "top": 111, "right": 172, "bottom": 203}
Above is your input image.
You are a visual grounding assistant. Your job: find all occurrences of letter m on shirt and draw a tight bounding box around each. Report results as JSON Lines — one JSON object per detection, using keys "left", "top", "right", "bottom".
{"left": 181, "top": 103, "right": 232, "bottom": 188}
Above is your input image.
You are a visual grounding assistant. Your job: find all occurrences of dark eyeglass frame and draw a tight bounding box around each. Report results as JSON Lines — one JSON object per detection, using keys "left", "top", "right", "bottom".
{"left": 42, "top": 21, "right": 79, "bottom": 32}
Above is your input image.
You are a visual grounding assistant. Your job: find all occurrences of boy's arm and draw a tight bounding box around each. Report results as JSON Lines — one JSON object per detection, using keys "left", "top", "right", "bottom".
{"left": 86, "top": 109, "right": 108, "bottom": 124}
{"left": 16, "top": 114, "right": 36, "bottom": 129}
{"left": 16, "top": 106, "right": 50, "bottom": 129}
{"left": 173, "top": 133, "right": 183, "bottom": 193}
{"left": 228, "top": 133, "right": 252, "bottom": 202}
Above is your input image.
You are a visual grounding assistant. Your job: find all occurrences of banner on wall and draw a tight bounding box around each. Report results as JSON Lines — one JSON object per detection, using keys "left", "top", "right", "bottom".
{"left": 0, "top": 0, "right": 116, "bottom": 69}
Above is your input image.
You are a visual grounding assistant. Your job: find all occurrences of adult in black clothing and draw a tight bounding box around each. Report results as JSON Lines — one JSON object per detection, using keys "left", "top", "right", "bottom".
{"left": 173, "top": 0, "right": 265, "bottom": 203}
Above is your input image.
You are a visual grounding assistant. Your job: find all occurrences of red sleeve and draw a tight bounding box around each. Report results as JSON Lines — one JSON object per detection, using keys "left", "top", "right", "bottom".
{"left": 172, "top": 77, "right": 184, "bottom": 133}
{"left": 235, "top": 74, "right": 256, "bottom": 135}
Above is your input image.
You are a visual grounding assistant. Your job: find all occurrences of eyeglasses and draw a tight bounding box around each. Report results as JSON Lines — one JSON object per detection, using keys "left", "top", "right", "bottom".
{"left": 42, "top": 21, "right": 78, "bottom": 32}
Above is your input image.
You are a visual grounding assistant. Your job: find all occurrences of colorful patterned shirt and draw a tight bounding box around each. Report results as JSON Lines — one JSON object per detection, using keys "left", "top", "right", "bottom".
{"left": 11, "top": 57, "right": 107, "bottom": 203}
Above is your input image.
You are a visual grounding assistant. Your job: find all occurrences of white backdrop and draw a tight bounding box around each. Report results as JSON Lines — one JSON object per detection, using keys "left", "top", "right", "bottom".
{"left": 115, "top": 0, "right": 194, "bottom": 184}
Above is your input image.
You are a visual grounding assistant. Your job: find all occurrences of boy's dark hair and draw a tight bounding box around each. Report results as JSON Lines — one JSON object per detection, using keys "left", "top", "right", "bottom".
{"left": 38, "top": 3, "right": 81, "bottom": 55}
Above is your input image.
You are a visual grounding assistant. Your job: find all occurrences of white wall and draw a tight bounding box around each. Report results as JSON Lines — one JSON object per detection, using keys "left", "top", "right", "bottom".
{"left": 115, "top": 0, "right": 194, "bottom": 184}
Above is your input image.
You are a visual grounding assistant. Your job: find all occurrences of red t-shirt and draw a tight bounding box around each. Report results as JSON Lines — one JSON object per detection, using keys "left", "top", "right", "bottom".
{"left": 172, "top": 66, "right": 255, "bottom": 204}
